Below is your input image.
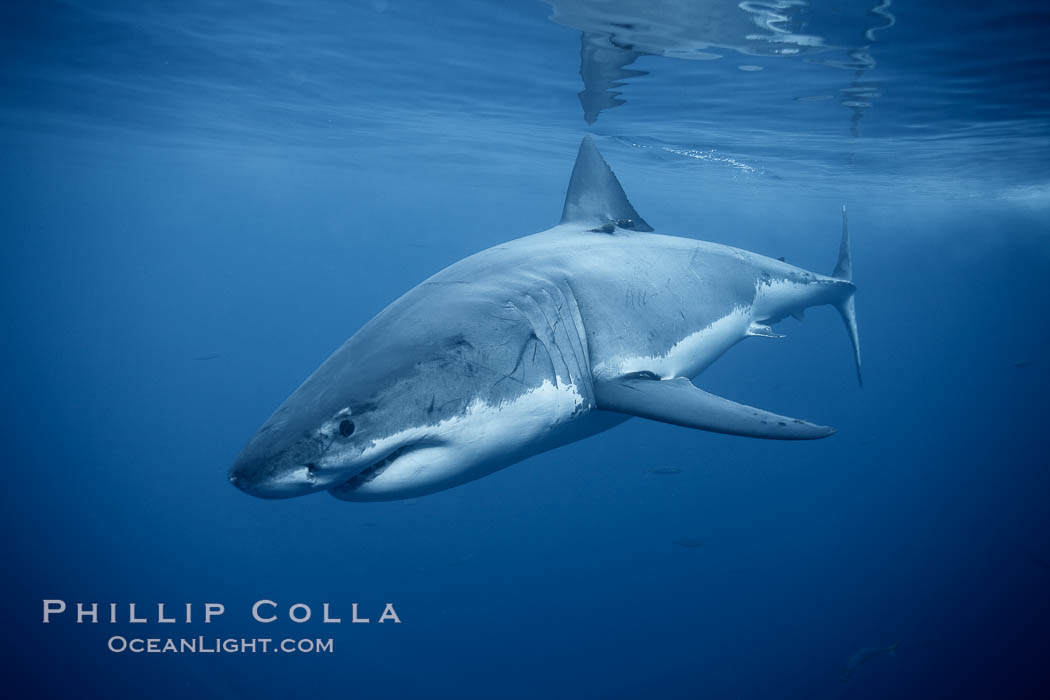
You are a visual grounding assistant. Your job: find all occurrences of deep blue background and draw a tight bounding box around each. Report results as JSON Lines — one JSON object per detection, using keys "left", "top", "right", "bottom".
{"left": 2, "top": 1, "right": 1049, "bottom": 698}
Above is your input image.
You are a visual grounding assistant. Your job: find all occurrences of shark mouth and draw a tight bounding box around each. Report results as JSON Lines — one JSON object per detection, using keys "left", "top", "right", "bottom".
{"left": 337, "top": 443, "right": 424, "bottom": 491}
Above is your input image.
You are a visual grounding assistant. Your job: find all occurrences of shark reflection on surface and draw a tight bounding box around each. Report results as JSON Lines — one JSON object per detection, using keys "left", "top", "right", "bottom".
{"left": 544, "top": 0, "right": 895, "bottom": 130}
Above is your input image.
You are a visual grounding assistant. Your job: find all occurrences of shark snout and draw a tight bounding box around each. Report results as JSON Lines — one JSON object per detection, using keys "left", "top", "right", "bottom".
{"left": 228, "top": 451, "right": 313, "bottom": 499}
{"left": 228, "top": 434, "right": 342, "bottom": 499}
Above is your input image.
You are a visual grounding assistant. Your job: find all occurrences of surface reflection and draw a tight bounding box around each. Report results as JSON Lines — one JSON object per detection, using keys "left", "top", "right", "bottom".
{"left": 545, "top": 0, "right": 896, "bottom": 133}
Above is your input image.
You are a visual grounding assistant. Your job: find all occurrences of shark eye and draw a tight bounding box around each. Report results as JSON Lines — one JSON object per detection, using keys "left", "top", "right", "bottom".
{"left": 339, "top": 419, "right": 355, "bottom": 438}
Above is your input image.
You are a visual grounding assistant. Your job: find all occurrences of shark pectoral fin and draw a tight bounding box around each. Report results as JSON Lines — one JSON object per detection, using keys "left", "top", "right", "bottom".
{"left": 594, "top": 375, "right": 835, "bottom": 440}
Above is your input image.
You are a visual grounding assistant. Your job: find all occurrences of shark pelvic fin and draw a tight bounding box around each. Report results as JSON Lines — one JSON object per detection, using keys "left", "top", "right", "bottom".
{"left": 833, "top": 205, "right": 862, "bottom": 386}
{"left": 560, "top": 136, "right": 653, "bottom": 232}
{"left": 594, "top": 374, "right": 835, "bottom": 440}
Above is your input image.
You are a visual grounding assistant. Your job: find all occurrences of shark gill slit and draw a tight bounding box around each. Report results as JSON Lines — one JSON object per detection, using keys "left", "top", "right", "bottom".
{"left": 559, "top": 278, "right": 593, "bottom": 372}
{"left": 525, "top": 285, "right": 594, "bottom": 405}
{"left": 550, "top": 280, "right": 592, "bottom": 395}
{"left": 536, "top": 287, "right": 582, "bottom": 387}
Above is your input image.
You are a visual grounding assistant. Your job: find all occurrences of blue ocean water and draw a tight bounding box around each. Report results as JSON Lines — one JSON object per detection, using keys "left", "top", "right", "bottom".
{"left": 2, "top": 0, "right": 1049, "bottom": 697}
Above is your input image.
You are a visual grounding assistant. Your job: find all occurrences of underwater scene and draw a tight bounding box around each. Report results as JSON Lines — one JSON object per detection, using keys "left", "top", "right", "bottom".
{"left": 3, "top": 1, "right": 1049, "bottom": 698}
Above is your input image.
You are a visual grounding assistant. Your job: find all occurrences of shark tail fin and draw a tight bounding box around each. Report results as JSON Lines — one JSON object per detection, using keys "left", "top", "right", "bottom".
{"left": 560, "top": 136, "right": 653, "bottom": 232}
{"left": 832, "top": 205, "right": 862, "bottom": 387}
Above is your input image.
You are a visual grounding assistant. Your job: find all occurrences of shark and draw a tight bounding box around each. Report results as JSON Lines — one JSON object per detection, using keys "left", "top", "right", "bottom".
{"left": 229, "top": 136, "right": 860, "bottom": 502}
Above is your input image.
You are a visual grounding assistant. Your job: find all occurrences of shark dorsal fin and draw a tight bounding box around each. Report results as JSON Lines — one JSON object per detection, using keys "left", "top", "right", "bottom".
{"left": 560, "top": 136, "right": 652, "bottom": 232}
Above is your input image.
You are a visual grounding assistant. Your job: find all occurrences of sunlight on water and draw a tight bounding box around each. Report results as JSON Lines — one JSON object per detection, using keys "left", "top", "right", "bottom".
{"left": 0, "top": 0, "right": 1046, "bottom": 201}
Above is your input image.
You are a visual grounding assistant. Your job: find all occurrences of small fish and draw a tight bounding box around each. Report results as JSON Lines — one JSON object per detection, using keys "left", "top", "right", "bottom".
{"left": 651, "top": 467, "right": 682, "bottom": 475}
{"left": 842, "top": 642, "right": 898, "bottom": 681}
{"left": 193, "top": 353, "right": 220, "bottom": 361}
{"left": 1013, "top": 359, "right": 1033, "bottom": 368}
{"left": 673, "top": 538, "right": 705, "bottom": 548}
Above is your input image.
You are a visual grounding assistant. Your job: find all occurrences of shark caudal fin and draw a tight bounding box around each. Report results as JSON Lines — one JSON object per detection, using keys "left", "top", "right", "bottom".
{"left": 833, "top": 205, "right": 862, "bottom": 386}
{"left": 560, "top": 136, "right": 653, "bottom": 232}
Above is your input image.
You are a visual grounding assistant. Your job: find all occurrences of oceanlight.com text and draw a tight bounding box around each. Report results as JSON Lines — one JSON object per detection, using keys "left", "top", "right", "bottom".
{"left": 106, "top": 636, "right": 335, "bottom": 654}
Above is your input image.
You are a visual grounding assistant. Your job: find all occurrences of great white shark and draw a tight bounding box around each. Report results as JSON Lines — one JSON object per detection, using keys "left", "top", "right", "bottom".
{"left": 229, "top": 137, "right": 860, "bottom": 501}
